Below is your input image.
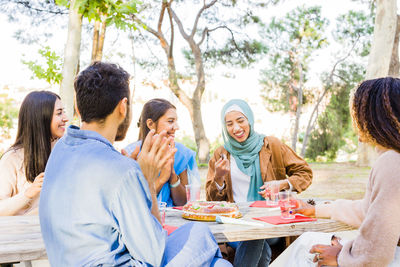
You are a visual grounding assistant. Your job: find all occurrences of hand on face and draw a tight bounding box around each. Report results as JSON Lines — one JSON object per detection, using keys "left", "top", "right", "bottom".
{"left": 137, "top": 130, "right": 177, "bottom": 190}
{"left": 309, "top": 239, "right": 342, "bottom": 267}
{"left": 25, "top": 172, "right": 44, "bottom": 199}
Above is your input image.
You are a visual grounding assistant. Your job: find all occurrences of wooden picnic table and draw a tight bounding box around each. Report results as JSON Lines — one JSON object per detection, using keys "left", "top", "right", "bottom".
{"left": 0, "top": 202, "right": 355, "bottom": 264}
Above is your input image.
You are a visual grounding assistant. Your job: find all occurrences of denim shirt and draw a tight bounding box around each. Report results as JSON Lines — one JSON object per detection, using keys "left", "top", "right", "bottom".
{"left": 40, "top": 126, "right": 166, "bottom": 267}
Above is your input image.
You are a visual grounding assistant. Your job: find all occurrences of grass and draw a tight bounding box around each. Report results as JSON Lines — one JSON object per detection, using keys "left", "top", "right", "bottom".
{"left": 199, "top": 162, "right": 371, "bottom": 201}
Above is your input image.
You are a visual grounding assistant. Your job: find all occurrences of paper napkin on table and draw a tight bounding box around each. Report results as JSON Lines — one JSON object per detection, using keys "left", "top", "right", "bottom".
{"left": 253, "top": 215, "right": 316, "bottom": 225}
{"left": 249, "top": 201, "right": 279, "bottom": 208}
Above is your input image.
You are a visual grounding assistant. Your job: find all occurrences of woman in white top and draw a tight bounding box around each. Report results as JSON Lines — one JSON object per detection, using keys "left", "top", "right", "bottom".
{"left": 0, "top": 91, "right": 68, "bottom": 215}
{"left": 206, "top": 99, "right": 312, "bottom": 266}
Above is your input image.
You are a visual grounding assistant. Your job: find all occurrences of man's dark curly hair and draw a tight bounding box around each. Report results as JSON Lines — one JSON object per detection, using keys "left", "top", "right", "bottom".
{"left": 74, "top": 62, "right": 130, "bottom": 123}
{"left": 352, "top": 77, "right": 400, "bottom": 152}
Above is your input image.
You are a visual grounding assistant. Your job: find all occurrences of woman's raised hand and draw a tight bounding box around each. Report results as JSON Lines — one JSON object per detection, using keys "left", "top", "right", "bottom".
{"left": 24, "top": 172, "right": 44, "bottom": 199}
{"left": 214, "top": 154, "right": 230, "bottom": 186}
{"left": 138, "top": 130, "right": 177, "bottom": 188}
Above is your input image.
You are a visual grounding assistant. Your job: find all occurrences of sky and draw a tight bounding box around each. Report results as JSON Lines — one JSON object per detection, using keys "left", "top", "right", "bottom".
{"left": 0, "top": 0, "right": 395, "bottom": 155}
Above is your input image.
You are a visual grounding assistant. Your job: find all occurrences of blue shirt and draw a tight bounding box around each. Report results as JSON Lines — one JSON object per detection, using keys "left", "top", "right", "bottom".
{"left": 40, "top": 126, "right": 166, "bottom": 267}
{"left": 124, "top": 141, "right": 200, "bottom": 207}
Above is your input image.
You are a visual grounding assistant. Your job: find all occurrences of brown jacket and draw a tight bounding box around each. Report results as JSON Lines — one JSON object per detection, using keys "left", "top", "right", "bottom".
{"left": 206, "top": 136, "right": 312, "bottom": 202}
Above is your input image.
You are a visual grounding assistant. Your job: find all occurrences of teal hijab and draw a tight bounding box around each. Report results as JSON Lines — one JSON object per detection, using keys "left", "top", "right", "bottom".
{"left": 221, "top": 99, "right": 265, "bottom": 201}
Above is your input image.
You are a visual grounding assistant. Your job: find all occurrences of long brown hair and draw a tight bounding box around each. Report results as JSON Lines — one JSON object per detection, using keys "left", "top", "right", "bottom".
{"left": 352, "top": 77, "right": 400, "bottom": 152}
{"left": 10, "top": 91, "right": 60, "bottom": 182}
{"left": 138, "top": 98, "right": 176, "bottom": 140}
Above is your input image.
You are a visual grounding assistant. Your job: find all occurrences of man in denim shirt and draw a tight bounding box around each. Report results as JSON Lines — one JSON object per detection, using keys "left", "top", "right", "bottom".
{"left": 40, "top": 62, "right": 230, "bottom": 267}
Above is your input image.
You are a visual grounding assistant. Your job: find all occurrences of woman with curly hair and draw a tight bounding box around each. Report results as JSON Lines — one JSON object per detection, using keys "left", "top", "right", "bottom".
{"left": 292, "top": 77, "right": 400, "bottom": 266}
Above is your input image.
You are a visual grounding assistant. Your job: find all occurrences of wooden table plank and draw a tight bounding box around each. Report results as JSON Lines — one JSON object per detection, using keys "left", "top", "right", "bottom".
{"left": 165, "top": 202, "right": 355, "bottom": 242}
{"left": 0, "top": 202, "right": 355, "bottom": 263}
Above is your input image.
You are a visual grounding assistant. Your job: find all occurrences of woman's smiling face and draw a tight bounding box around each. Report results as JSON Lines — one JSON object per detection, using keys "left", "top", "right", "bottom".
{"left": 225, "top": 111, "right": 250, "bottom": 143}
{"left": 155, "top": 108, "right": 179, "bottom": 139}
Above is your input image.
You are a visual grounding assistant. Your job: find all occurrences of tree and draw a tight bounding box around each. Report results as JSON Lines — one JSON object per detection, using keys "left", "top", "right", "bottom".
{"left": 301, "top": 10, "right": 374, "bottom": 158}
{"left": 59, "top": 0, "right": 83, "bottom": 123}
{"left": 57, "top": 0, "right": 139, "bottom": 121}
{"left": 260, "top": 6, "right": 328, "bottom": 151}
{"left": 131, "top": 1, "right": 269, "bottom": 163}
{"left": 358, "top": 0, "right": 398, "bottom": 166}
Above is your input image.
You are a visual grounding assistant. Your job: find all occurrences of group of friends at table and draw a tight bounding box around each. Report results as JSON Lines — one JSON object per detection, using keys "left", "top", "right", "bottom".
{"left": 0, "top": 61, "right": 399, "bottom": 267}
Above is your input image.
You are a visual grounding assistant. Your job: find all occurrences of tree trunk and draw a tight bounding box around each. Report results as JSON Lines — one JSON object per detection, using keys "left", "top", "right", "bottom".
{"left": 60, "top": 0, "right": 82, "bottom": 124}
{"left": 190, "top": 43, "right": 210, "bottom": 163}
{"left": 91, "top": 20, "right": 100, "bottom": 62}
{"left": 91, "top": 17, "right": 106, "bottom": 63}
{"left": 357, "top": 0, "right": 397, "bottom": 166}
{"left": 95, "top": 19, "right": 107, "bottom": 61}
{"left": 389, "top": 15, "right": 400, "bottom": 77}
{"left": 291, "top": 62, "right": 303, "bottom": 152}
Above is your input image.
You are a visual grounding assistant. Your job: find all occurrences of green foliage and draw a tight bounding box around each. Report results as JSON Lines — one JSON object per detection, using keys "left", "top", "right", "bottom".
{"left": 305, "top": 9, "right": 373, "bottom": 161}
{"left": 56, "top": 0, "right": 140, "bottom": 30}
{"left": 0, "top": 93, "right": 18, "bottom": 140}
{"left": 333, "top": 10, "right": 374, "bottom": 57}
{"left": 22, "top": 46, "right": 63, "bottom": 84}
{"left": 306, "top": 63, "right": 365, "bottom": 161}
{"left": 260, "top": 6, "right": 329, "bottom": 112}
{"left": 202, "top": 40, "right": 268, "bottom": 68}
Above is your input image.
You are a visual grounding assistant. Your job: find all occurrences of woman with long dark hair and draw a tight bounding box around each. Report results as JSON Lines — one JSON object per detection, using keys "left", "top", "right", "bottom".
{"left": 124, "top": 98, "right": 199, "bottom": 207}
{"left": 0, "top": 91, "right": 68, "bottom": 215}
{"left": 288, "top": 77, "right": 400, "bottom": 266}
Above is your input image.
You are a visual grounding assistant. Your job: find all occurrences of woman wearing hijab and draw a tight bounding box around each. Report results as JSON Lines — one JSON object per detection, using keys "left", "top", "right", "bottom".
{"left": 206, "top": 99, "right": 313, "bottom": 266}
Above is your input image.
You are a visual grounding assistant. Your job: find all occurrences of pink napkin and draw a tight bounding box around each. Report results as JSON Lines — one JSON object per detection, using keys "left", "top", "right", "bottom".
{"left": 249, "top": 201, "right": 279, "bottom": 208}
{"left": 173, "top": 206, "right": 183, "bottom": 210}
{"left": 163, "top": 225, "right": 178, "bottom": 235}
{"left": 252, "top": 215, "right": 317, "bottom": 225}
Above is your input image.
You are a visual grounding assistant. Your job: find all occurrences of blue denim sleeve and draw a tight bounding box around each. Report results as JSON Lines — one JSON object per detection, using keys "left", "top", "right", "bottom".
{"left": 111, "top": 166, "right": 166, "bottom": 266}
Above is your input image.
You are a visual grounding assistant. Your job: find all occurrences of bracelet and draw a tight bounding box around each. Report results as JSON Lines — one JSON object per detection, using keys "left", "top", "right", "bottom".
{"left": 170, "top": 176, "right": 181, "bottom": 188}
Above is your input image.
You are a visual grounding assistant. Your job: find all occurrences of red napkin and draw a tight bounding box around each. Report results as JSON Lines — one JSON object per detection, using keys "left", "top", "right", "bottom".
{"left": 252, "top": 215, "right": 316, "bottom": 225}
{"left": 249, "top": 201, "right": 279, "bottom": 208}
{"left": 163, "top": 225, "right": 178, "bottom": 235}
{"left": 173, "top": 206, "right": 183, "bottom": 210}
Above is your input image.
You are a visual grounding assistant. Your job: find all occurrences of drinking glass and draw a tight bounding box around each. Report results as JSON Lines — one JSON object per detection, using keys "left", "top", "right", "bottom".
{"left": 185, "top": 184, "right": 201, "bottom": 203}
{"left": 158, "top": 201, "right": 167, "bottom": 226}
{"left": 278, "top": 191, "right": 297, "bottom": 219}
{"left": 264, "top": 180, "right": 280, "bottom": 206}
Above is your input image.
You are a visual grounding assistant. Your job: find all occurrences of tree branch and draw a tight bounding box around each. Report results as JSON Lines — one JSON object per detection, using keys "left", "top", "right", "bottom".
{"left": 166, "top": 4, "right": 174, "bottom": 57}
{"left": 14, "top": 1, "right": 67, "bottom": 15}
{"left": 190, "top": 0, "right": 217, "bottom": 38}
{"left": 170, "top": 8, "right": 189, "bottom": 40}
{"left": 158, "top": 2, "right": 167, "bottom": 34}
{"left": 198, "top": 25, "right": 228, "bottom": 46}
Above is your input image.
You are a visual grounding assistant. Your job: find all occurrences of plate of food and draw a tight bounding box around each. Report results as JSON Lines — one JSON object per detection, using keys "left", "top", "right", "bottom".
{"left": 182, "top": 201, "right": 242, "bottom": 221}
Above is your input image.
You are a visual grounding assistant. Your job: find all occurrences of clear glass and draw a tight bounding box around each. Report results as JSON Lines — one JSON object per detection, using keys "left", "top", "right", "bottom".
{"left": 278, "top": 191, "right": 297, "bottom": 219}
{"left": 185, "top": 184, "right": 201, "bottom": 203}
{"left": 159, "top": 201, "right": 167, "bottom": 226}
{"left": 264, "top": 180, "right": 280, "bottom": 206}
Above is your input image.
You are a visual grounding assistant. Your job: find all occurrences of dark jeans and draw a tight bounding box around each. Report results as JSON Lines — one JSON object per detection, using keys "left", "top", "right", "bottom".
{"left": 228, "top": 238, "right": 275, "bottom": 267}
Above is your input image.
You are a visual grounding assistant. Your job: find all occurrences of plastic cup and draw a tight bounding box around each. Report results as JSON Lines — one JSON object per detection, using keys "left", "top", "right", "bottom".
{"left": 185, "top": 184, "right": 201, "bottom": 203}
{"left": 159, "top": 201, "right": 167, "bottom": 226}
{"left": 264, "top": 180, "right": 280, "bottom": 206}
{"left": 278, "top": 191, "right": 297, "bottom": 219}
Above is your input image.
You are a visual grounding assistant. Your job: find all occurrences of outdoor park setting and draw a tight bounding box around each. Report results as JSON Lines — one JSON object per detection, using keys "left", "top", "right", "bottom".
{"left": 1, "top": 0, "right": 400, "bottom": 266}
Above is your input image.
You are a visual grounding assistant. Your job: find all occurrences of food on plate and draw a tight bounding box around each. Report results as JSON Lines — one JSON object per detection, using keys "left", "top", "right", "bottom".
{"left": 182, "top": 201, "right": 242, "bottom": 221}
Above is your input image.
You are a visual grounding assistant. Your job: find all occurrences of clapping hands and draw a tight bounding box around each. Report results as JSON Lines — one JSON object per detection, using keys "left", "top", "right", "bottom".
{"left": 122, "top": 130, "right": 177, "bottom": 190}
